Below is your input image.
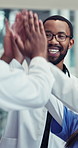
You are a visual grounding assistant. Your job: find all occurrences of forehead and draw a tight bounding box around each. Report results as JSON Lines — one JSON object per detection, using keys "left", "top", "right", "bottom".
{"left": 44, "top": 20, "right": 70, "bottom": 34}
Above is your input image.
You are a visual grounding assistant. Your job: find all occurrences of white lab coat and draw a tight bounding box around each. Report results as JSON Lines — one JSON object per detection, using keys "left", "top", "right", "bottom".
{"left": 46, "top": 74, "right": 77, "bottom": 148}
{"left": 0, "top": 57, "right": 54, "bottom": 111}
{"left": 0, "top": 58, "right": 48, "bottom": 148}
{"left": 0, "top": 100, "right": 64, "bottom": 148}
{"left": 50, "top": 63, "right": 78, "bottom": 112}
{"left": 0, "top": 59, "right": 77, "bottom": 148}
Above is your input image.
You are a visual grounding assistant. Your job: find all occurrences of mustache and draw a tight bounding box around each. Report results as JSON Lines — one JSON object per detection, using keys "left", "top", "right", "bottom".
{"left": 48, "top": 44, "right": 63, "bottom": 51}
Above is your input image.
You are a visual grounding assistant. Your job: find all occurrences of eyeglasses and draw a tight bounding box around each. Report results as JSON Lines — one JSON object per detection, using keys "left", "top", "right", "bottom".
{"left": 45, "top": 31, "right": 72, "bottom": 42}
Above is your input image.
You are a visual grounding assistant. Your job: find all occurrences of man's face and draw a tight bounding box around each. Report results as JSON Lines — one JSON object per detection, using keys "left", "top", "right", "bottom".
{"left": 44, "top": 20, "right": 74, "bottom": 65}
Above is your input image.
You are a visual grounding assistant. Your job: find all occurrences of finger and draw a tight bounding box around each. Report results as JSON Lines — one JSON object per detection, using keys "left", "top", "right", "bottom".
{"left": 23, "top": 14, "right": 31, "bottom": 40}
{"left": 15, "top": 12, "right": 24, "bottom": 32}
{"left": 21, "top": 9, "right": 27, "bottom": 16}
{"left": 39, "top": 19, "right": 45, "bottom": 35}
{"left": 15, "top": 35, "right": 24, "bottom": 50}
{"left": 12, "top": 12, "right": 24, "bottom": 37}
{"left": 11, "top": 35, "right": 19, "bottom": 52}
{"left": 4, "top": 18, "right": 10, "bottom": 35}
{"left": 11, "top": 32, "right": 25, "bottom": 56}
{"left": 12, "top": 21, "right": 23, "bottom": 35}
{"left": 15, "top": 12, "right": 21, "bottom": 22}
{"left": 33, "top": 13, "right": 40, "bottom": 33}
{"left": 28, "top": 11, "right": 35, "bottom": 32}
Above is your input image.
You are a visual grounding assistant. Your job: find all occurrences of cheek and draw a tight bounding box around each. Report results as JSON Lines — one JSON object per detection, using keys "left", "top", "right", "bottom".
{"left": 61, "top": 48, "right": 68, "bottom": 56}
{"left": 61, "top": 42, "right": 69, "bottom": 52}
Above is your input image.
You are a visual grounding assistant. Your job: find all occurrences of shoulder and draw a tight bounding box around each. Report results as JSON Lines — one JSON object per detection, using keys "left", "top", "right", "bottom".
{"left": 70, "top": 73, "right": 78, "bottom": 80}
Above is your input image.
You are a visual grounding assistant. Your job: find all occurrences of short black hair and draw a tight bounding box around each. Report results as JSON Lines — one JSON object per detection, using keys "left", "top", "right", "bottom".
{"left": 43, "top": 15, "right": 73, "bottom": 39}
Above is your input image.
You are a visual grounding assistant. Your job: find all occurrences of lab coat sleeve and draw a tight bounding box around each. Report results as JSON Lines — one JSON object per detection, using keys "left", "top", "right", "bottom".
{"left": 45, "top": 94, "right": 64, "bottom": 125}
{"left": 50, "top": 63, "right": 78, "bottom": 113}
{"left": 51, "top": 107, "right": 78, "bottom": 141}
{"left": 0, "top": 57, "right": 54, "bottom": 111}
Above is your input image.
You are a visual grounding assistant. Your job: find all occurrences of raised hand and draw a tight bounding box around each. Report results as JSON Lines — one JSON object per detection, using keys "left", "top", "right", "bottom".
{"left": 9, "top": 12, "right": 25, "bottom": 64}
{"left": 3, "top": 10, "right": 48, "bottom": 62}
{"left": 2, "top": 16, "right": 25, "bottom": 64}
{"left": 21, "top": 11, "right": 48, "bottom": 59}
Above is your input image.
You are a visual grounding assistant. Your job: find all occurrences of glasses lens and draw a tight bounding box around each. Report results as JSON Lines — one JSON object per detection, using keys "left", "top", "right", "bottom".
{"left": 56, "top": 33, "right": 66, "bottom": 41}
{"left": 45, "top": 32, "right": 53, "bottom": 41}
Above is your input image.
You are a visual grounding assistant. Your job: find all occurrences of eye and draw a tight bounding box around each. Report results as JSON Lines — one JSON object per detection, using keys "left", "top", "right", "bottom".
{"left": 46, "top": 33, "right": 52, "bottom": 38}
{"left": 58, "top": 34, "right": 66, "bottom": 39}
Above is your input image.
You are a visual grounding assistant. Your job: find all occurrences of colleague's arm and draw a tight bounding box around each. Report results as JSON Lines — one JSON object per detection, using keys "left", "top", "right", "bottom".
{"left": 0, "top": 11, "right": 54, "bottom": 111}
{"left": 0, "top": 57, "right": 54, "bottom": 111}
{"left": 51, "top": 106, "right": 78, "bottom": 143}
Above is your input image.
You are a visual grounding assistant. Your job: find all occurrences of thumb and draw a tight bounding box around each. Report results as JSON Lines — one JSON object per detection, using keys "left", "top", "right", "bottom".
{"left": 11, "top": 32, "right": 24, "bottom": 55}
{"left": 15, "top": 34, "right": 24, "bottom": 50}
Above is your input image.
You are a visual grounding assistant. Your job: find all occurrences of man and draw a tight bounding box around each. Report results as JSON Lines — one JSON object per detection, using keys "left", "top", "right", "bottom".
{"left": 43, "top": 16, "right": 78, "bottom": 113}
{"left": 41, "top": 15, "right": 75, "bottom": 148}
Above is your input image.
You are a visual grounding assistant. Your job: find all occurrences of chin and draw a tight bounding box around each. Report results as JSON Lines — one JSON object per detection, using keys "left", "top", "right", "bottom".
{"left": 48, "top": 57, "right": 57, "bottom": 63}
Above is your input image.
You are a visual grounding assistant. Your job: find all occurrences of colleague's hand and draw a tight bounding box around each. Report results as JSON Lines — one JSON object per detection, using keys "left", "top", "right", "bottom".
{"left": 13, "top": 11, "right": 26, "bottom": 44}
{"left": 2, "top": 19, "right": 14, "bottom": 63}
{"left": 4, "top": 10, "right": 48, "bottom": 62}
{"left": 2, "top": 17, "right": 25, "bottom": 64}
{"left": 11, "top": 32, "right": 25, "bottom": 64}
{"left": 22, "top": 11, "right": 48, "bottom": 59}
{"left": 11, "top": 11, "right": 26, "bottom": 64}
{"left": 12, "top": 13, "right": 25, "bottom": 64}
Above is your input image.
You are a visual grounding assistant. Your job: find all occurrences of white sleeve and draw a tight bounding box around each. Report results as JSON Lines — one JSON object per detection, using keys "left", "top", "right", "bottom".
{"left": 50, "top": 63, "right": 78, "bottom": 113}
{"left": 46, "top": 94, "right": 64, "bottom": 125}
{"left": 0, "top": 57, "right": 54, "bottom": 111}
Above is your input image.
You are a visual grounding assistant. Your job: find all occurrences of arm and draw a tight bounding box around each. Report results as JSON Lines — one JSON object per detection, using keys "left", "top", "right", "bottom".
{"left": 51, "top": 107, "right": 78, "bottom": 142}
{"left": 0, "top": 57, "right": 54, "bottom": 111}
{"left": 0, "top": 10, "right": 54, "bottom": 111}
{"left": 46, "top": 94, "right": 64, "bottom": 126}
{"left": 50, "top": 63, "right": 78, "bottom": 113}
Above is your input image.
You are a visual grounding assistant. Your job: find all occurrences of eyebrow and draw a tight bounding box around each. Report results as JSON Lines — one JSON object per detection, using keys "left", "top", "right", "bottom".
{"left": 57, "top": 31, "right": 66, "bottom": 34}
{"left": 45, "top": 30, "right": 66, "bottom": 34}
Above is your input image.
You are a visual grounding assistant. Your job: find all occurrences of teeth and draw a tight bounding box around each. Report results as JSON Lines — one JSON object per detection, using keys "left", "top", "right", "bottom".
{"left": 49, "top": 49, "right": 59, "bottom": 54}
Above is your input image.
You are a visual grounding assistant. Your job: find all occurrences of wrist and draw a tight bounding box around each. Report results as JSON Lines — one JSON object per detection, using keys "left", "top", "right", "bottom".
{"left": 14, "top": 56, "right": 24, "bottom": 64}
{"left": 1, "top": 53, "right": 12, "bottom": 63}
{"left": 31, "top": 52, "right": 48, "bottom": 60}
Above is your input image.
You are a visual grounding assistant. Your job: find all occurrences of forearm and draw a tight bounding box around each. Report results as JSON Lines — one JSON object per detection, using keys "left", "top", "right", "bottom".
{"left": 46, "top": 94, "right": 64, "bottom": 126}
{"left": 0, "top": 57, "right": 54, "bottom": 111}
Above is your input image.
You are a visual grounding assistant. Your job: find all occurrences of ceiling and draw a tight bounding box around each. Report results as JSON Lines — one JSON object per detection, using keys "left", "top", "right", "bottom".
{"left": 0, "top": 0, "right": 78, "bottom": 11}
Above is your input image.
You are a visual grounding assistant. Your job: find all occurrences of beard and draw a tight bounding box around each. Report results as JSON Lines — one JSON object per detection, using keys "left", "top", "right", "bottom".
{"left": 48, "top": 47, "right": 68, "bottom": 65}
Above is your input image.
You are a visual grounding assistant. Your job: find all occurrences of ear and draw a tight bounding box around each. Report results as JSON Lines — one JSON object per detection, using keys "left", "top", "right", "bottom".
{"left": 68, "top": 39, "right": 74, "bottom": 49}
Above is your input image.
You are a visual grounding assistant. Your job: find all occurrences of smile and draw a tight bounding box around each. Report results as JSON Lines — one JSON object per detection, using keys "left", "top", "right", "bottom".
{"left": 48, "top": 49, "right": 59, "bottom": 54}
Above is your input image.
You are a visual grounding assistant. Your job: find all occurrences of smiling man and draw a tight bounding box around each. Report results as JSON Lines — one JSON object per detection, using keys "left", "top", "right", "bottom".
{"left": 40, "top": 15, "right": 75, "bottom": 148}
